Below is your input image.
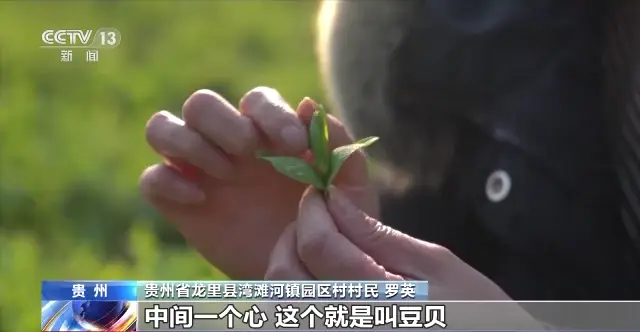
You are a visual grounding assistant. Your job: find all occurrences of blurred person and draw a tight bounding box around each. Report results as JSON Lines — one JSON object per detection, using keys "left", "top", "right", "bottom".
{"left": 140, "top": 0, "right": 640, "bottom": 300}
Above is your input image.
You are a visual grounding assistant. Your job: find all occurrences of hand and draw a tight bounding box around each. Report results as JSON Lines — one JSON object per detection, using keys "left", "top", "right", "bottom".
{"left": 139, "top": 88, "right": 378, "bottom": 279}
{"left": 266, "top": 185, "right": 512, "bottom": 300}
{"left": 265, "top": 187, "right": 547, "bottom": 328}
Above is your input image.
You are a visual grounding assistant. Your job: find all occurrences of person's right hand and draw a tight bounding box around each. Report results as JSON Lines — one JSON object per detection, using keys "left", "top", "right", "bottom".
{"left": 139, "top": 88, "right": 378, "bottom": 279}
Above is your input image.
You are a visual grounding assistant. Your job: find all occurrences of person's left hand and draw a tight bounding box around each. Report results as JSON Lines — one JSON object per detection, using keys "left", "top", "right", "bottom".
{"left": 265, "top": 185, "right": 513, "bottom": 301}
{"left": 264, "top": 184, "right": 548, "bottom": 329}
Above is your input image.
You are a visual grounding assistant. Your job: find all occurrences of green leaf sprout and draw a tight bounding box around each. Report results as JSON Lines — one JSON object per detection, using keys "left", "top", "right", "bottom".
{"left": 257, "top": 104, "right": 378, "bottom": 191}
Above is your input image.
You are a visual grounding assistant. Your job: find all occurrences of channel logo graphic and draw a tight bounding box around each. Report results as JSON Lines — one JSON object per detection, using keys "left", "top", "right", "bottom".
{"left": 41, "top": 28, "right": 121, "bottom": 48}
{"left": 41, "top": 300, "right": 137, "bottom": 331}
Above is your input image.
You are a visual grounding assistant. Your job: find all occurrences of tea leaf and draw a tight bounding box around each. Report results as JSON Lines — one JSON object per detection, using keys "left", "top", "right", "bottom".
{"left": 309, "top": 104, "right": 331, "bottom": 177}
{"left": 259, "top": 156, "right": 325, "bottom": 189}
{"left": 326, "top": 136, "right": 379, "bottom": 185}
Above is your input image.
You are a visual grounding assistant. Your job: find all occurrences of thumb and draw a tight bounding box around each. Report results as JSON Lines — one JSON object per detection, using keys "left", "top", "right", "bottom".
{"left": 296, "top": 186, "right": 395, "bottom": 280}
{"left": 297, "top": 98, "right": 379, "bottom": 217}
{"left": 326, "top": 185, "right": 447, "bottom": 279}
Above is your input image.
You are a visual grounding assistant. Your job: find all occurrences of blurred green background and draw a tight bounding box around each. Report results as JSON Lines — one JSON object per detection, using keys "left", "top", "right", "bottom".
{"left": 0, "top": 1, "right": 325, "bottom": 330}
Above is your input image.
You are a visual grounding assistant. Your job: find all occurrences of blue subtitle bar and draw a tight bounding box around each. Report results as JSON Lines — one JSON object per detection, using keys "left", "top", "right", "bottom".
{"left": 41, "top": 280, "right": 429, "bottom": 301}
{"left": 41, "top": 280, "right": 137, "bottom": 301}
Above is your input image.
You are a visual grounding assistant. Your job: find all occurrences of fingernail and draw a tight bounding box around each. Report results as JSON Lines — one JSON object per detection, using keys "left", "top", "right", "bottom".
{"left": 301, "top": 96, "right": 315, "bottom": 105}
{"left": 281, "top": 124, "right": 307, "bottom": 149}
{"left": 299, "top": 188, "right": 324, "bottom": 217}
{"left": 308, "top": 196, "right": 326, "bottom": 217}
{"left": 173, "top": 182, "right": 206, "bottom": 204}
{"left": 297, "top": 97, "right": 317, "bottom": 120}
{"left": 327, "top": 185, "right": 356, "bottom": 216}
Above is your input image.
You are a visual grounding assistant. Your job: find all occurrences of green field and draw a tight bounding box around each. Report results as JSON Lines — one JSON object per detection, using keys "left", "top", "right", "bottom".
{"left": 0, "top": 1, "right": 324, "bottom": 330}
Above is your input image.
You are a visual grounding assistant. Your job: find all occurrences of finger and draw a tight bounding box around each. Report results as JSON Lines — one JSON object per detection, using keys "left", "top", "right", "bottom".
{"left": 139, "top": 164, "right": 206, "bottom": 205}
{"left": 298, "top": 97, "right": 378, "bottom": 216}
{"left": 265, "top": 222, "right": 314, "bottom": 280}
{"left": 239, "top": 87, "right": 308, "bottom": 155}
{"left": 183, "top": 89, "right": 257, "bottom": 156}
{"left": 296, "top": 188, "right": 401, "bottom": 280}
{"left": 146, "top": 111, "right": 233, "bottom": 179}
{"left": 327, "top": 185, "right": 453, "bottom": 279}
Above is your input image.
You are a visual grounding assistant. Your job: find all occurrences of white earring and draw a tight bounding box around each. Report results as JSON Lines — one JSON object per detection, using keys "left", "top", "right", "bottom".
{"left": 486, "top": 170, "right": 511, "bottom": 203}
